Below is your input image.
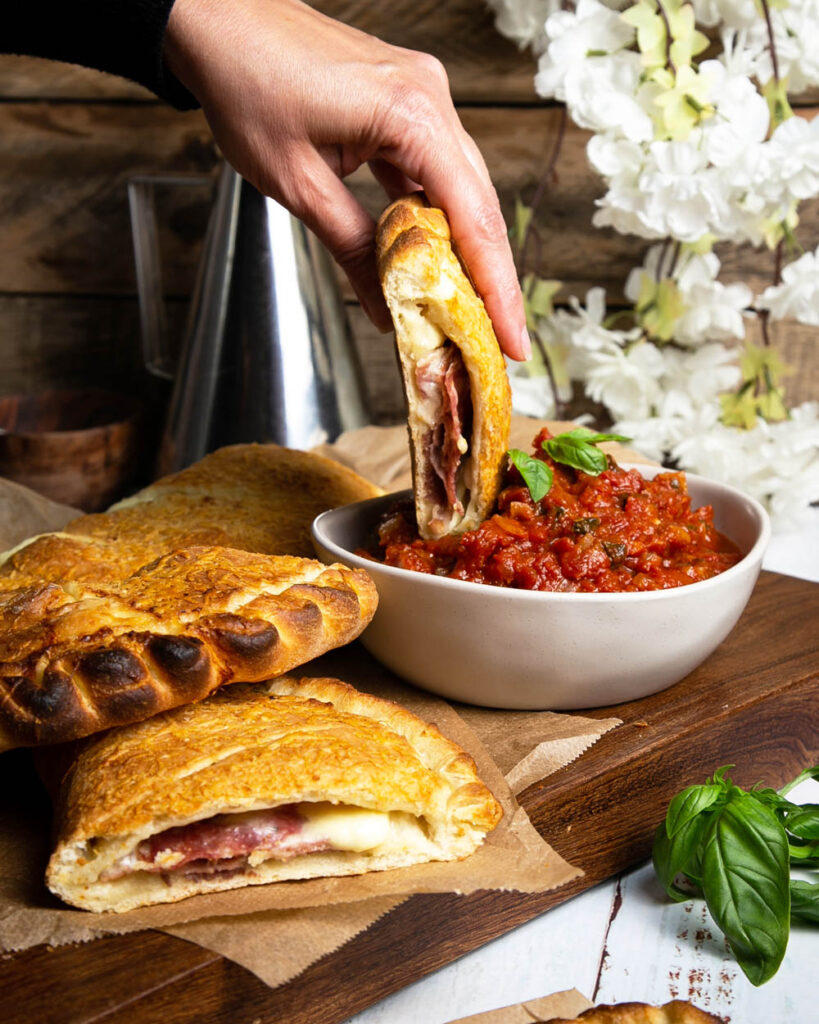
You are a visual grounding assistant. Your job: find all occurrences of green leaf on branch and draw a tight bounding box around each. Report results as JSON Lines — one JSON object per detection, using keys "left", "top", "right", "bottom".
{"left": 512, "top": 196, "right": 533, "bottom": 249}
{"left": 762, "top": 76, "right": 794, "bottom": 130}
{"left": 622, "top": 1, "right": 667, "bottom": 69}
{"left": 720, "top": 387, "right": 759, "bottom": 430}
{"left": 522, "top": 273, "right": 562, "bottom": 327}
{"left": 634, "top": 274, "right": 687, "bottom": 341}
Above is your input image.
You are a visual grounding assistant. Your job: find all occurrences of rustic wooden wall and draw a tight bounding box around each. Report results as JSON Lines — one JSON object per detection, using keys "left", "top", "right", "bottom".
{"left": 0, "top": 0, "right": 816, "bottom": 444}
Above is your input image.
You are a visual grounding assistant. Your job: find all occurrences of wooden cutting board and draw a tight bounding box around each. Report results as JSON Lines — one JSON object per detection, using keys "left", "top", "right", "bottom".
{"left": 2, "top": 570, "right": 818, "bottom": 1023}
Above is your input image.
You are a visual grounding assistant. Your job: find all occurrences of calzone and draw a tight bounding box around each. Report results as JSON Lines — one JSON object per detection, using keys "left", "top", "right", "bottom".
{"left": 376, "top": 193, "right": 512, "bottom": 539}
{"left": 45, "top": 676, "right": 503, "bottom": 913}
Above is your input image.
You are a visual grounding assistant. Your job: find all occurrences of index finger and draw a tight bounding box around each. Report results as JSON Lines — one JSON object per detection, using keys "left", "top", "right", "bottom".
{"left": 382, "top": 125, "right": 530, "bottom": 362}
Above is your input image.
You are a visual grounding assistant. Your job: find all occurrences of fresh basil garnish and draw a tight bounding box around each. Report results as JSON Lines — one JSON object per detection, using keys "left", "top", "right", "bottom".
{"left": 791, "top": 880, "right": 819, "bottom": 923}
{"left": 701, "top": 791, "right": 791, "bottom": 986}
{"left": 542, "top": 427, "right": 631, "bottom": 476}
{"left": 652, "top": 763, "right": 819, "bottom": 986}
{"left": 507, "top": 448, "right": 553, "bottom": 503}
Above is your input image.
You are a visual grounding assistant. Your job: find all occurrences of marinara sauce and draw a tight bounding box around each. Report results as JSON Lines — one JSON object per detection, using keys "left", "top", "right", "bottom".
{"left": 372, "top": 428, "right": 741, "bottom": 593}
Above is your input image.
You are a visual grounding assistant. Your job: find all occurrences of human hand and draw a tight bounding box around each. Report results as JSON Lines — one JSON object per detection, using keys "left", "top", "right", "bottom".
{"left": 163, "top": 0, "right": 530, "bottom": 360}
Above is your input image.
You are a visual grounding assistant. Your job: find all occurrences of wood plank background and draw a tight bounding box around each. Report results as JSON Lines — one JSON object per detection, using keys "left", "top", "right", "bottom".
{"left": 0, "top": 0, "right": 816, "bottom": 439}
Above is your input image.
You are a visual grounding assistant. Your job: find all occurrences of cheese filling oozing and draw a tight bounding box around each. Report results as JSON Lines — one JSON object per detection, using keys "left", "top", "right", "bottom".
{"left": 98, "top": 802, "right": 423, "bottom": 882}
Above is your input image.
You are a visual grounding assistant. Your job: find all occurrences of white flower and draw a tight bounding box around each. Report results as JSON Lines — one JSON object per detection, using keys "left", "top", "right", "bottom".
{"left": 534, "top": 0, "right": 636, "bottom": 101}
{"left": 486, "top": 0, "right": 558, "bottom": 54}
{"left": 672, "top": 253, "right": 752, "bottom": 344}
{"left": 716, "top": 27, "right": 766, "bottom": 79}
{"left": 672, "top": 401, "right": 819, "bottom": 529}
{"left": 758, "top": 246, "right": 819, "bottom": 326}
{"left": 745, "top": 0, "right": 819, "bottom": 93}
{"left": 613, "top": 389, "right": 704, "bottom": 461}
{"left": 595, "top": 138, "right": 734, "bottom": 242}
{"left": 700, "top": 62, "right": 769, "bottom": 170}
{"left": 581, "top": 341, "right": 667, "bottom": 421}
{"left": 554, "top": 287, "right": 635, "bottom": 355}
{"left": 761, "top": 114, "right": 819, "bottom": 204}
{"left": 586, "top": 134, "right": 644, "bottom": 179}
{"left": 507, "top": 370, "right": 558, "bottom": 418}
{"left": 661, "top": 343, "right": 743, "bottom": 399}
{"left": 561, "top": 52, "right": 655, "bottom": 143}
{"left": 691, "top": 0, "right": 760, "bottom": 30}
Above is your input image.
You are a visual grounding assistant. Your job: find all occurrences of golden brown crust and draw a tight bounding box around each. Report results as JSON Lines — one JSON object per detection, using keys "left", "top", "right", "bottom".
{"left": 549, "top": 1000, "right": 725, "bottom": 1023}
{"left": 45, "top": 676, "right": 503, "bottom": 912}
{"left": 0, "top": 444, "right": 382, "bottom": 751}
{"left": 69, "top": 443, "right": 383, "bottom": 565}
{"left": 375, "top": 193, "right": 511, "bottom": 539}
{"left": 0, "top": 549, "right": 377, "bottom": 750}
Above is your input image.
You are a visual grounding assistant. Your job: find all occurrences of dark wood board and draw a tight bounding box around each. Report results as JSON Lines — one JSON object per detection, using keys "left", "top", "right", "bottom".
{"left": 1, "top": 570, "right": 817, "bottom": 1023}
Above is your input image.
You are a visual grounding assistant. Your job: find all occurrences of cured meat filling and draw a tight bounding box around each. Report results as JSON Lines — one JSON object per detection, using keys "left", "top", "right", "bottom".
{"left": 415, "top": 343, "right": 472, "bottom": 516}
{"left": 99, "top": 805, "right": 332, "bottom": 882}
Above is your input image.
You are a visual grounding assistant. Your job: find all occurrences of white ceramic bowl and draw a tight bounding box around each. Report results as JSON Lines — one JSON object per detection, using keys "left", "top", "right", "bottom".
{"left": 311, "top": 467, "right": 770, "bottom": 709}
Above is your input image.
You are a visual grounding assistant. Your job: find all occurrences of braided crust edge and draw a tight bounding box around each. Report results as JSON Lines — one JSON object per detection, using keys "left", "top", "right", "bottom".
{"left": 0, "top": 550, "right": 377, "bottom": 750}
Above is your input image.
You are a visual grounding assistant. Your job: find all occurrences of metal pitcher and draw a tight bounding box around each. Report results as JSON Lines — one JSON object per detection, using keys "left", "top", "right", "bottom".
{"left": 128, "top": 163, "right": 371, "bottom": 476}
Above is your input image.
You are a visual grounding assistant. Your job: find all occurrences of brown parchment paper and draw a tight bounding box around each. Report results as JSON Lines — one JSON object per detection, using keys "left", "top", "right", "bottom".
{"left": 446, "top": 988, "right": 595, "bottom": 1024}
{"left": 0, "top": 640, "right": 580, "bottom": 954}
{"left": 0, "top": 421, "right": 623, "bottom": 989}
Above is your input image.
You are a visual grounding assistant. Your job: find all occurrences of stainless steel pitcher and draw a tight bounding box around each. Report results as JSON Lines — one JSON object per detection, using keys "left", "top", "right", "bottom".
{"left": 129, "top": 163, "right": 371, "bottom": 476}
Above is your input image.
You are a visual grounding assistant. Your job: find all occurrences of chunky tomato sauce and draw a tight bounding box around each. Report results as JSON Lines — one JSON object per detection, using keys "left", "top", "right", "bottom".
{"left": 370, "top": 428, "right": 741, "bottom": 593}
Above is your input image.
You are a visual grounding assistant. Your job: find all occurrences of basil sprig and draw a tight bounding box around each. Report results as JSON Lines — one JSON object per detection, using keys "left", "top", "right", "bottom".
{"left": 541, "top": 427, "right": 631, "bottom": 475}
{"left": 508, "top": 427, "right": 631, "bottom": 503}
{"left": 652, "top": 763, "right": 819, "bottom": 985}
{"left": 507, "top": 448, "right": 552, "bottom": 502}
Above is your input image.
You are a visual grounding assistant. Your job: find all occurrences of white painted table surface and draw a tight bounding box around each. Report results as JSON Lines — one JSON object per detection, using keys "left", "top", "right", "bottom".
{"left": 348, "top": 511, "right": 819, "bottom": 1024}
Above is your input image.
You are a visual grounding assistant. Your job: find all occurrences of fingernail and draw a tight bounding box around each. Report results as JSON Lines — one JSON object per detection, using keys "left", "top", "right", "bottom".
{"left": 520, "top": 326, "right": 532, "bottom": 360}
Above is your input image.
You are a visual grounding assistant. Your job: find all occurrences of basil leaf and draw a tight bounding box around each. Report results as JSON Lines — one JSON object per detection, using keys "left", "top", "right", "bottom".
{"left": 784, "top": 805, "right": 819, "bottom": 841}
{"left": 507, "top": 448, "right": 552, "bottom": 503}
{"left": 666, "top": 783, "right": 724, "bottom": 839}
{"left": 542, "top": 428, "right": 631, "bottom": 476}
{"left": 787, "top": 840, "right": 819, "bottom": 867}
{"left": 790, "top": 880, "right": 819, "bottom": 924}
{"left": 701, "top": 792, "right": 791, "bottom": 986}
{"left": 652, "top": 815, "right": 709, "bottom": 902}
{"left": 779, "top": 764, "right": 819, "bottom": 798}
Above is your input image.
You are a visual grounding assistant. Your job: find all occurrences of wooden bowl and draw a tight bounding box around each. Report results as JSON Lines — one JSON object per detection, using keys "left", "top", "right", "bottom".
{"left": 0, "top": 389, "right": 145, "bottom": 512}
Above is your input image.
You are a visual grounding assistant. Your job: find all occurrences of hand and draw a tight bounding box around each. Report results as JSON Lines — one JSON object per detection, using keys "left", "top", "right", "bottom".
{"left": 163, "top": 0, "right": 530, "bottom": 360}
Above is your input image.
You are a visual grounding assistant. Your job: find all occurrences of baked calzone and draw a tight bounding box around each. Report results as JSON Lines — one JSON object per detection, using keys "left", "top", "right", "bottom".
{"left": 0, "top": 443, "right": 381, "bottom": 751}
{"left": 0, "top": 547, "right": 377, "bottom": 751}
{"left": 376, "top": 193, "right": 511, "bottom": 540}
{"left": 550, "top": 1001, "right": 725, "bottom": 1023}
{"left": 45, "top": 676, "right": 503, "bottom": 913}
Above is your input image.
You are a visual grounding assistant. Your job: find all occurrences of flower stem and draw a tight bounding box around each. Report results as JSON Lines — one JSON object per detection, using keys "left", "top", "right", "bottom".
{"left": 532, "top": 331, "right": 566, "bottom": 420}
{"left": 516, "top": 106, "right": 568, "bottom": 276}
{"left": 656, "top": 0, "right": 677, "bottom": 75}
{"left": 759, "top": 0, "right": 781, "bottom": 84}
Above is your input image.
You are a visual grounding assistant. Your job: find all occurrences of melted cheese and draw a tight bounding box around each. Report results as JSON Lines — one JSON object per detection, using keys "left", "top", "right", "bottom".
{"left": 300, "top": 802, "right": 392, "bottom": 852}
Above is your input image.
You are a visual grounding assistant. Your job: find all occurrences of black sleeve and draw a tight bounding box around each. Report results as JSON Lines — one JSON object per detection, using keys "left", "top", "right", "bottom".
{"left": 3, "top": 0, "right": 199, "bottom": 110}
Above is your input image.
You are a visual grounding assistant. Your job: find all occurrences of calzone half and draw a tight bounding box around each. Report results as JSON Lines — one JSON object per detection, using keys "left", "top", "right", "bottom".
{"left": 45, "top": 676, "right": 503, "bottom": 913}
{"left": 376, "top": 193, "right": 512, "bottom": 540}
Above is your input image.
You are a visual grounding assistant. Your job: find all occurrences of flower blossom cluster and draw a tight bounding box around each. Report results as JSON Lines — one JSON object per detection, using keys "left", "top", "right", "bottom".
{"left": 529, "top": 0, "right": 819, "bottom": 247}
{"left": 489, "top": 0, "right": 819, "bottom": 527}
